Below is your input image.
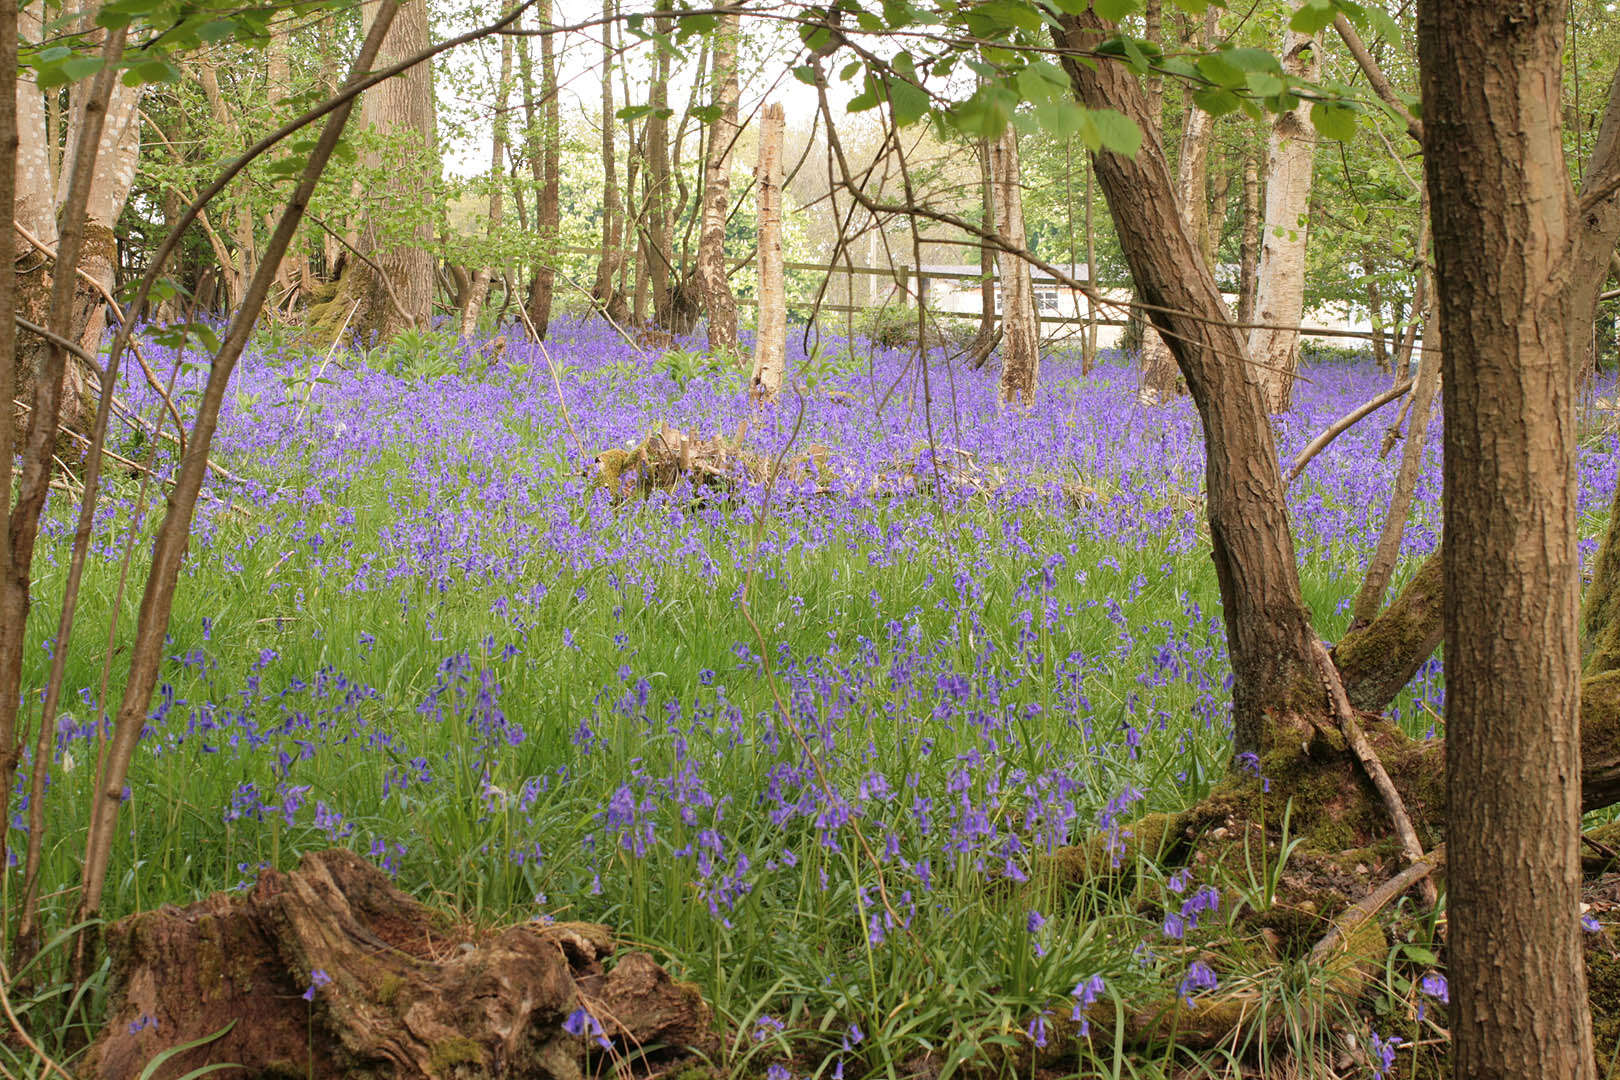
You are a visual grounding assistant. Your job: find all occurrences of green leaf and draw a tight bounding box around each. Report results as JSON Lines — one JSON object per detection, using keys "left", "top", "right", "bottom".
{"left": 1093, "top": 0, "right": 1140, "bottom": 19}
{"left": 1223, "top": 47, "right": 1282, "bottom": 74}
{"left": 1192, "top": 86, "right": 1242, "bottom": 116}
{"left": 1090, "top": 108, "right": 1141, "bottom": 155}
{"left": 137, "top": 1021, "right": 237, "bottom": 1080}
{"left": 1310, "top": 100, "right": 1360, "bottom": 141}
{"left": 1244, "top": 71, "right": 1284, "bottom": 97}
{"left": 1289, "top": 0, "right": 1336, "bottom": 33}
{"left": 62, "top": 55, "right": 104, "bottom": 80}
{"left": 1033, "top": 100, "right": 1097, "bottom": 142}
{"left": 792, "top": 64, "right": 817, "bottom": 85}
{"left": 885, "top": 76, "right": 930, "bottom": 126}
{"left": 1195, "top": 53, "right": 1244, "bottom": 88}
{"left": 197, "top": 18, "right": 238, "bottom": 42}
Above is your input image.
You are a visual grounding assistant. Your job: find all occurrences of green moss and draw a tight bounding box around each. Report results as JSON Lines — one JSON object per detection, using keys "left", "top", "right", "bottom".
{"left": 1041, "top": 810, "right": 1185, "bottom": 888}
{"left": 376, "top": 971, "right": 406, "bottom": 1007}
{"left": 429, "top": 1035, "right": 486, "bottom": 1077}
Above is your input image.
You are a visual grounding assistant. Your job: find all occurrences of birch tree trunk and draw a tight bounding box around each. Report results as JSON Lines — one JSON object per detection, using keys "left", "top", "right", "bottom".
{"left": 1236, "top": 150, "right": 1259, "bottom": 324}
{"left": 13, "top": 0, "right": 52, "bottom": 242}
{"left": 1248, "top": 29, "right": 1320, "bottom": 412}
{"left": 967, "top": 138, "right": 998, "bottom": 370}
{"left": 695, "top": 8, "right": 739, "bottom": 351}
{"left": 991, "top": 126, "right": 1038, "bottom": 408}
{"left": 749, "top": 103, "right": 785, "bottom": 404}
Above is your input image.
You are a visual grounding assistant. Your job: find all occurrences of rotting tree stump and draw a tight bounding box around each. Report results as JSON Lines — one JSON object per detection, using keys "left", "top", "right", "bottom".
{"left": 85, "top": 848, "right": 717, "bottom": 1080}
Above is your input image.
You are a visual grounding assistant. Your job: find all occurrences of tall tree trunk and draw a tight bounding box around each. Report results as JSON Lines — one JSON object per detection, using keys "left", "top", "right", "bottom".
{"left": 644, "top": 11, "right": 673, "bottom": 327}
{"left": 0, "top": 0, "right": 19, "bottom": 884}
{"left": 696, "top": 8, "right": 739, "bottom": 351}
{"left": 1082, "top": 161, "right": 1098, "bottom": 374}
{"left": 1236, "top": 150, "right": 1260, "bottom": 324}
{"left": 1203, "top": 144, "right": 1231, "bottom": 271}
{"left": 13, "top": 0, "right": 52, "bottom": 242}
{"left": 323, "top": 0, "right": 436, "bottom": 342}
{"left": 199, "top": 63, "right": 256, "bottom": 312}
{"left": 1139, "top": 101, "right": 1214, "bottom": 403}
{"left": 594, "top": 0, "right": 627, "bottom": 321}
{"left": 991, "top": 126, "right": 1038, "bottom": 408}
{"left": 1421, "top": 0, "right": 1595, "bottom": 1074}
{"left": 749, "top": 103, "right": 785, "bottom": 403}
{"left": 1364, "top": 254, "right": 1389, "bottom": 372}
{"left": 265, "top": 21, "right": 306, "bottom": 306}
{"left": 1248, "top": 30, "right": 1320, "bottom": 412}
{"left": 967, "top": 138, "right": 998, "bottom": 370}
{"left": 1057, "top": 10, "right": 1319, "bottom": 756}
{"left": 525, "top": 0, "right": 560, "bottom": 337}
{"left": 459, "top": 30, "right": 511, "bottom": 340}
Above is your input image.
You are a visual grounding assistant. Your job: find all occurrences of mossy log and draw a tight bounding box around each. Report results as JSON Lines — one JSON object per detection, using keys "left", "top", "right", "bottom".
{"left": 84, "top": 849, "right": 717, "bottom": 1080}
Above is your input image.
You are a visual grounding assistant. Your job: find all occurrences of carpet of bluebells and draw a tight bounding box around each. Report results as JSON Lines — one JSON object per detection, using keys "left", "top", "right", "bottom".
{"left": 9, "top": 315, "right": 1619, "bottom": 1076}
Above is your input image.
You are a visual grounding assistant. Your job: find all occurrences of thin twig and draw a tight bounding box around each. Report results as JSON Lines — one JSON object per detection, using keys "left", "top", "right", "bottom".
{"left": 1311, "top": 640, "right": 1440, "bottom": 909}
{"left": 1284, "top": 378, "right": 1412, "bottom": 485}
{"left": 1311, "top": 846, "right": 1444, "bottom": 962}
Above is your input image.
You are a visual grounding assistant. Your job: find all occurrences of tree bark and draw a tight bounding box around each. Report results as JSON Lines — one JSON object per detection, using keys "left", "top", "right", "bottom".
{"left": 749, "top": 103, "right": 785, "bottom": 403}
{"left": 594, "top": 0, "right": 628, "bottom": 323}
{"left": 325, "top": 0, "right": 436, "bottom": 342}
{"left": 1421, "top": 0, "right": 1595, "bottom": 1073}
{"left": 1057, "top": 10, "right": 1320, "bottom": 757}
{"left": 1139, "top": 101, "right": 1213, "bottom": 404}
{"left": 525, "top": 0, "right": 560, "bottom": 337}
{"left": 1350, "top": 274, "right": 1440, "bottom": 629}
{"left": 644, "top": 10, "right": 674, "bottom": 328}
{"left": 967, "top": 138, "right": 998, "bottom": 370}
{"left": 1236, "top": 150, "right": 1259, "bottom": 324}
{"left": 696, "top": 8, "right": 739, "bottom": 351}
{"left": 991, "top": 126, "right": 1039, "bottom": 408}
{"left": 1248, "top": 30, "right": 1319, "bottom": 412}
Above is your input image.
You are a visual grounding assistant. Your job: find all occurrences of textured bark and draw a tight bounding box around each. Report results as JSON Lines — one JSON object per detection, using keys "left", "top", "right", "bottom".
{"left": 696, "top": 9, "right": 739, "bottom": 351}
{"left": 524, "top": 0, "right": 560, "bottom": 338}
{"left": 1139, "top": 102, "right": 1213, "bottom": 404}
{"left": 1364, "top": 260, "right": 1388, "bottom": 372}
{"left": 1421, "top": 0, "right": 1595, "bottom": 1072}
{"left": 330, "top": 0, "right": 436, "bottom": 342}
{"left": 595, "top": 2, "right": 629, "bottom": 324}
{"left": 749, "top": 104, "right": 785, "bottom": 403}
{"left": 459, "top": 31, "right": 511, "bottom": 340}
{"left": 83, "top": 850, "right": 717, "bottom": 1080}
{"left": 1057, "top": 10, "right": 1319, "bottom": 756}
{"left": 1236, "top": 151, "right": 1259, "bottom": 324}
{"left": 992, "top": 126, "right": 1039, "bottom": 408}
{"left": 644, "top": 12, "right": 674, "bottom": 328}
{"left": 0, "top": 0, "right": 18, "bottom": 883}
{"left": 1248, "top": 30, "right": 1319, "bottom": 412}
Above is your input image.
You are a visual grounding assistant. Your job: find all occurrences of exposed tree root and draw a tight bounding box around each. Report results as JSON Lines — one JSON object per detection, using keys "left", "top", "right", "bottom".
{"left": 84, "top": 849, "right": 716, "bottom": 1080}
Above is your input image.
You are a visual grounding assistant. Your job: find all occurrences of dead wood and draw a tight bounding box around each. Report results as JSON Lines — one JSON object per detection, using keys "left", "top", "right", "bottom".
{"left": 1312, "top": 641, "right": 1439, "bottom": 909}
{"left": 84, "top": 848, "right": 716, "bottom": 1080}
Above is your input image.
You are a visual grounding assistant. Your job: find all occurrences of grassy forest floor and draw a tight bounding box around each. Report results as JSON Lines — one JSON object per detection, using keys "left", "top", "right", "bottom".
{"left": 9, "top": 316, "right": 1620, "bottom": 1077}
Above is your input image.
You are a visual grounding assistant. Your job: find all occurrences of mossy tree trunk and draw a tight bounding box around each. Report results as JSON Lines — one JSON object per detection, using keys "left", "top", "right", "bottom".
{"left": 992, "top": 126, "right": 1039, "bottom": 408}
